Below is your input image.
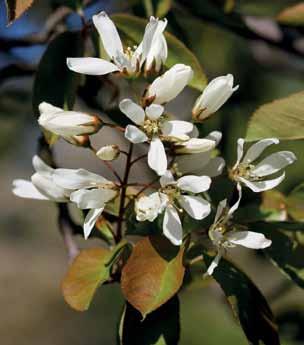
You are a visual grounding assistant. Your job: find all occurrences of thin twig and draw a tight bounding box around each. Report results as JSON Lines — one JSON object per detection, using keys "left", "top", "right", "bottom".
{"left": 130, "top": 153, "right": 147, "bottom": 166}
{"left": 116, "top": 143, "right": 133, "bottom": 242}
{"left": 0, "top": 7, "right": 72, "bottom": 51}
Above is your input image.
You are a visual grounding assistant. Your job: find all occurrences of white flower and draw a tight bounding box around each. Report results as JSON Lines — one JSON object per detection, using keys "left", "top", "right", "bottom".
{"left": 135, "top": 192, "right": 167, "bottom": 222}
{"left": 145, "top": 64, "right": 193, "bottom": 104}
{"left": 175, "top": 131, "right": 225, "bottom": 177}
{"left": 119, "top": 98, "right": 194, "bottom": 175}
{"left": 67, "top": 12, "right": 167, "bottom": 77}
{"left": 206, "top": 184, "right": 271, "bottom": 276}
{"left": 12, "top": 156, "right": 70, "bottom": 202}
{"left": 192, "top": 74, "right": 239, "bottom": 122}
{"left": 136, "top": 170, "right": 211, "bottom": 245}
{"left": 53, "top": 168, "right": 118, "bottom": 239}
{"left": 38, "top": 102, "right": 102, "bottom": 137}
{"left": 231, "top": 138, "right": 296, "bottom": 192}
{"left": 144, "top": 21, "right": 167, "bottom": 73}
{"left": 96, "top": 145, "right": 120, "bottom": 161}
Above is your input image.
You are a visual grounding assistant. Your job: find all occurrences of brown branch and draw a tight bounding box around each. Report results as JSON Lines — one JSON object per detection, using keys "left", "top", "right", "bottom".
{"left": 116, "top": 143, "right": 133, "bottom": 242}
{"left": 0, "top": 6, "right": 72, "bottom": 51}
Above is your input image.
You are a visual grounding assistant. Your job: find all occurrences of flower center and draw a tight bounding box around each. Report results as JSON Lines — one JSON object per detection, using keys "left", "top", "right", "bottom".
{"left": 161, "top": 184, "right": 181, "bottom": 204}
{"left": 230, "top": 163, "right": 261, "bottom": 181}
{"left": 142, "top": 118, "right": 161, "bottom": 137}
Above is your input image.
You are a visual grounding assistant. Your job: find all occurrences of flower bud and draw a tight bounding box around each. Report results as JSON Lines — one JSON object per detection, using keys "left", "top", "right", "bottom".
{"left": 174, "top": 138, "right": 216, "bottom": 154}
{"left": 96, "top": 145, "right": 120, "bottom": 161}
{"left": 38, "top": 102, "right": 102, "bottom": 137}
{"left": 192, "top": 74, "right": 239, "bottom": 122}
{"left": 146, "top": 64, "right": 193, "bottom": 104}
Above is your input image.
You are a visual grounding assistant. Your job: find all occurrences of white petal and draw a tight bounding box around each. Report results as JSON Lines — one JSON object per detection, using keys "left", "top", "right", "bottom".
{"left": 145, "top": 104, "right": 164, "bottom": 120}
{"left": 70, "top": 188, "right": 116, "bottom": 209}
{"left": 205, "top": 251, "right": 222, "bottom": 276}
{"left": 83, "top": 208, "right": 104, "bottom": 240}
{"left": 252, "top": 151, "right": 296, "bottom": 177}
{"left": 67, "top": 58, "right": 119, "bottom": 75}
{"left": 12, "top": 179, "right": 49, "bottom": 200}
{"left": 145, "top": 32, "right": 167, "bottom": 72}
{"left": 32, "top": 155, "right": 54, "bottom": 176}
{"left": 137, "top": 16, "right": 159, "bottom": 63}
{"left": 160, "top": 170, "right": 175, "bottom": 187}
{"left": 214, "top": 199, "right": 227, "bottom": 224}
{"left": 163, "top": 206, "right": 183, "bottom": 246}
{"left": 161, "top": 120, "right": 193, "bottom": 138}
{"left": 53, "top": 168, "right": 110, "bottom": 189}
{"left": 242, "top": 138, "right": 279, "bottom": 164}
{"left": 233, "top": 138, "right": 245, "bottom": 168}
{"left": 205, "top": 131, "right": 222, "bottom": 145}
{"left": 119, "top": 99, "right": 145, "bottom": 125}
{"left": 125, "top": 125, "right": 148, "bottom": 144}
{"left": 177, "top": 175, "right": 211, "bottom": 193}
{"left": 38, "top": 102, "right": 62, "bottom": 115}
{"left": 228, "top": 182, "right": 242, "bottom": 217}
{"left": 227, "top": 231, "right": 272, "bottom": 249}
{"left": 92, "top": 11, "right": 123, "bottom": 59}
{"left": 178, "top": 195, "right": 211, "bottom": 220}
{"left": 148, "top": 137, "right": 167, "bottom": 175}
{"left": 238, "top": 172, "right": 285, "bottom": 192}
{"left": 175, "top": 138, "right": 216, "bottom": 154}
{"left": 31, "top": 173, "right": 67, "bottom": 202}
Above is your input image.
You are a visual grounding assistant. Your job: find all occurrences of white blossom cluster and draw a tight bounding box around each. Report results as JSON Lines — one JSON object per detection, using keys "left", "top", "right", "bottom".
{"left": 12, "top": 11, "right": 297, "bottom": 275}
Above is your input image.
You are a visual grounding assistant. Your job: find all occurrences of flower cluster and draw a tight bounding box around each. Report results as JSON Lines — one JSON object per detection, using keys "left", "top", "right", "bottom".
{"left": 12, "top": 11, "right": 297, "bottom": 276}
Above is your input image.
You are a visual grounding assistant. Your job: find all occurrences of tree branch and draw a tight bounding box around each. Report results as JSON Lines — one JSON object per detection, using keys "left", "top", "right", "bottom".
{"left": 0, "top": 6, "right": 72, "bottom": 51}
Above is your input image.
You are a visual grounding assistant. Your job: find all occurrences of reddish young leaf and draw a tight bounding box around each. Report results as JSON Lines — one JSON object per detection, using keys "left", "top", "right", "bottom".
{"left": 121, "top": 236, "right": 185, "bottom": 318}
{"left": 277, "top": 3, "right": 304, "bottom": 26}
{"left": 5, "top": 0, "right": 34, "bottom": 25}
{"left": 62, "top": 248, "right": 112, "bottom": 311}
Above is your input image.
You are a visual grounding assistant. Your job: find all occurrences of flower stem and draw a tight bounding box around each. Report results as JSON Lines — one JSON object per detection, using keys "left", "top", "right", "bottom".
{"left": 116, "top": 143, "right": 133, "bottom": 242}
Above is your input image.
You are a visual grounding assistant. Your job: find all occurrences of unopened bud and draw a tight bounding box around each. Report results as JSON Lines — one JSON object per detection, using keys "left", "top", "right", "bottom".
{"left": 96, "top": 145, "right": 120, "bottom": 161}
{"left": 38, "top": 102, "right": 103, "bottom": 137}
{"left": 192, "top": 74, "right": 239, "bottom": 122}
{"left": 145, "top": 64, "right": 193, "bottom": 105}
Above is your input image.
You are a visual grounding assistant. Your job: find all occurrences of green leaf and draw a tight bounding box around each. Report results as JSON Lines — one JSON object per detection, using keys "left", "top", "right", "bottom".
{"left": 5, "top": 0, "right": 34, "bottom": 25}
{"left": 246, "top": 91, "right": 304, "bottom": 141}
{"left": 111, "top": 14, "right": 207, "bottom": 91}
{"left": 203, "top": 252, "right": 280, "bottom": 345}
{"left": 62, "top": 247, "right": 112, "bottom": 311}
{"left": 254, "top": 222, "right": 304, "bottom": 289}
{"left": 121, "top": 236, "right": 185, "bottom": 318}
{"left": 277, "top": 3, "right": 304, "bottom": 26}
{"left": 33, "top": 31, "right": 84, "bottom": 144}
{"left": 118, "top": 296, "right": 180, "bottom": 345}
{"left": 286, "top": 182, "right": 304, "bottom": 221}
{"left": 155, "top": 0, "right": 172, "bottom": 17}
